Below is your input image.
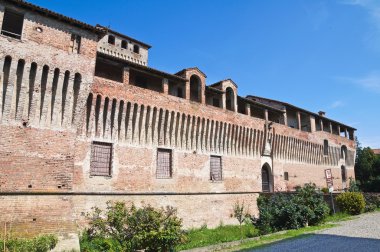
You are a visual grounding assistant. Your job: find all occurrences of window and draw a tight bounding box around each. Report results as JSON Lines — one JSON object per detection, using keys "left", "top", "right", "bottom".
{"left": 323, "top": 140, "right": 329, "bottom": 156}
{"left": 135, "top": 76, "right": 148, "bottom": 89}
{"left": 108, "top": 35, "right": 115, "bottom": 45}
{"left": 70, "top": 34, "right": 81, "bottom": 54}
{"left": 210, "top": 156, "right": 222, "bottom": 181}
{"left": 284, "top": 172, "right": 289, "bottom": 181}
{"left": 94, "top": 58, "right": 124, "bottom": 82}
{"left": 90, "top": 141, "right": 112, "bottom": 176}
{"left": 177, "top": 87, "right": 183, "bottom": 98}
{"left": 190, "top": 75, "right": 200, "bottom": 102}
{"left": 157, "top": 149, "right": 172, "bottom": 179}
{"left": 133, "top": 44, "right": 140, "bottom": 54}
{"left": 1, "top": 9, "right": 24, "bottom": 39}
{"left": 213, "top": 98, "right": 220, "bottom": 107}
{"left": 121, "top": 40, "right": 128, "bottom": 49}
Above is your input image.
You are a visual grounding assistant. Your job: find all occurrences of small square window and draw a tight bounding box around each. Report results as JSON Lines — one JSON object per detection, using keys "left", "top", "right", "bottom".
{"left": 133, "top": 44, "right": 140, "bottom": 54}
{"left": 121, "top": 40, "right": 127, "bottom": 49}
{"left": 157, "top": 149, "right": 172, "bottom": 179}
{"left": 90, "top": 141, "right": 112, "bottom": 176}
{"left": 1, "top": 9, "right": 24, "bottom": 39}
{"left": 210, "top": 156, "right": 222, "bottom": 181}
{"left": 108, "top": 35, "right": 115, "bottom": 45}
{"left": 284, "top": 172, "right": 289, "bottom": 181}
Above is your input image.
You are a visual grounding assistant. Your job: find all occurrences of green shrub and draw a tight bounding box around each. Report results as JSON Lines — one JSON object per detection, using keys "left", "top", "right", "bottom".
{"left": 348, "top": 177, "right": 360, "bottom": 192}
{"left": 252, "top": 183, "right": 330, "bottom": 234}
{"left": 336, "top": 192, "right": 365, "bottom": 215}
{"left": 294, "top": 183, "right": 330, "bottom": 226}
{"left": 0, "top": 234, "right": 58, "bottom": 252}
{"left": 363, "top": 193, "right": 380, "bottom": 212}
{"left": 83, "top": 201, "right": 185, "bottom": 252}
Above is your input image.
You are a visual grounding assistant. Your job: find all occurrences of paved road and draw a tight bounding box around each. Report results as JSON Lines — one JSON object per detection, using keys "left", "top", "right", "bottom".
{"left": 252, "top": 212, "right": 380, "bottom": 252}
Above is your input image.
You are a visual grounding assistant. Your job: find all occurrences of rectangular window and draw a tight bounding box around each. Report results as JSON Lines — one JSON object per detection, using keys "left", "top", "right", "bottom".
{"left": 90, "top": 141, "right": 112, "bottom": 176}
{"left": 1, "top": 9, "right": 24, "bottom": 39}
{"left": 323, "top": 140, "right": 329, "bottom": 156}
{"left": 284, "top": 172, "right": 289, "bottom": 181}
{"left": 210, "top": 155, "right": 222, "bottom": 181}
{"left": 156, "top": 148, "right": 172, "bottom": 179}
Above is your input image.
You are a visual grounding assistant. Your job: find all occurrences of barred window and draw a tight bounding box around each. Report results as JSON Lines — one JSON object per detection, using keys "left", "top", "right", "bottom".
{"left": 1, "top": 9, "right": 24, "bottom": 39}
{"left": 284, "top": 172, "right": 289, "bottom": 181}
{"left": 90, "top": 141, "right": 112, "bottom": 176}
{"left": 156, "top": 149, "right": 172, "bottom": 179}
{"left": 210, "top": 156, "right": 222, "bottom": 181}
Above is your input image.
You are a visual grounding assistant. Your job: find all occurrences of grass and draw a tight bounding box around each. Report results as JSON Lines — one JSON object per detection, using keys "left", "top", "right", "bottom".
{"left": 176, "top": 224, "right": 258, "bottom": 250}
{"left": 324, "top": 212, "right": 353, "bottom": 222}
{"left": 177, "top": 212, "right": 354, "bottom": 251}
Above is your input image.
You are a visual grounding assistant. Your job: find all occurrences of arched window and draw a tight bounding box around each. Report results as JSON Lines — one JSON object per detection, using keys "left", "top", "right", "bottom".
{"left": 262, "top": 164, "right": 272, "bottom": 192}
{"left": 190, "top": 75, "right": 201, "bottom": 102}
{"left": 341, "top": 145, "right": 347, "bottom": 160}
{"left": 226, "top": 87, "right": 235, "bottom": 111}
{"left": 323, "top": 140, "right": 329, "bottom": 156}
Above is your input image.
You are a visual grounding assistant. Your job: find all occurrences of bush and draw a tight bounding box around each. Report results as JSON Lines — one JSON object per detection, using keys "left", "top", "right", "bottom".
{"left": 82, "top": 201, "right": 185, "bottom": 252}
{"left": 363, "top": 193, "right": 380, "bottom": 212}
{"left": 294, "top": 183, "right": 330, "bottom": 226}
{"left": 336, "top": 192, "right": 365, "bottom": 215}
{"left": 348, "top": 177, "right": 360, "bottom": 192}
{"left": 0, "top": 234, "right": 58, "bottom": 252}
{"left": 252, "top": 183, "right": 329, "bottom": 234}
{"left": 232, "top": 201, "right": 251, "bottom": 239}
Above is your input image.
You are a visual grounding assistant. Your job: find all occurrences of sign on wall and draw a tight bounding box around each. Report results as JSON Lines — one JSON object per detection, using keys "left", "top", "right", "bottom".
{"left": 325, "top": 168, "right": 333, "bottom": 190}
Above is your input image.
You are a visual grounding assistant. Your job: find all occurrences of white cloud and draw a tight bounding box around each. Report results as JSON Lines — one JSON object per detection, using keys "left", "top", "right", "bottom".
{"left": 337, "top": 71, "right": 380, "bottom": 93}
{"left": 330, "top": 100, "right": 344, "bottom": 108}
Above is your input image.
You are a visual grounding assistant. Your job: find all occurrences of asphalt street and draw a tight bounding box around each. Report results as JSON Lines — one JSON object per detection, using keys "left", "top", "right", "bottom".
{"left": 252, "top": 212, "right": 380, "bottom": 252}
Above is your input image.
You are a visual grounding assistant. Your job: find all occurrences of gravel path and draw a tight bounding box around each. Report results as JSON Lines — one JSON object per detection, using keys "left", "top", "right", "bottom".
{"left": 251, "top": 211, "right": 380, "bottom": 252}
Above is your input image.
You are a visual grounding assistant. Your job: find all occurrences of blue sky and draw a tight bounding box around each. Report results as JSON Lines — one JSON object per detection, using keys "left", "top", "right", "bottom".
{"left": 31, "top": 0, "right": 380, "bottom": 148}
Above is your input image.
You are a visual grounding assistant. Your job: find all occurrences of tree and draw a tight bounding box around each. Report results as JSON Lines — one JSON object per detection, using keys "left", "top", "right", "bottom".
{"left": 354, "top": 138, "right": 380, "bottom": 192}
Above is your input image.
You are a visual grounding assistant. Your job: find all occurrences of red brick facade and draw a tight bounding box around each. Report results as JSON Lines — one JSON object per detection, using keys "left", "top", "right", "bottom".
{"left": 0, "top": 0, "right": 356, "bottom": 243}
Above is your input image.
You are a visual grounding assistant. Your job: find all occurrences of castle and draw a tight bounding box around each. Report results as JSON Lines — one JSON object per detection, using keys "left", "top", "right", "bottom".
{"left": 0, "top": 0, "right": 356, "bottom": 249}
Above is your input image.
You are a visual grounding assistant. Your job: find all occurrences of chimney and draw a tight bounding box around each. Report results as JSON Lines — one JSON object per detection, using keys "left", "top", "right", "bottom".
{"left": 318, "top": 111, "right": 325, "bottom": 117}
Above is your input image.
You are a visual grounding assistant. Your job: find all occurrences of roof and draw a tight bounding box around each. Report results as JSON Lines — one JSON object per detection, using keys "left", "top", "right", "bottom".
{"left": 247, "top": 95, "right": 356, "bottom": 130}
{"left": 175, "top": 67, "right": 207, "bottom": 78}
{"left": 205, "top": 86, "right": 225, "bottom": 94}
{"left": 98, "top": 52, "right": 186, "bottom": 82}
{"left": 238, "top": 96, "right": 285, "bottom": 113}
{"left": 8, "top": 0, "right": 104, "bottom": 34}
{"left": 210, "top": 79, "right": 238, "bottom": 88}
{"left": 373, "top": 149, "right": 380, "bottom": 155}
{"left": 96, "top": 25, "right": 152, "bottom": 49}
